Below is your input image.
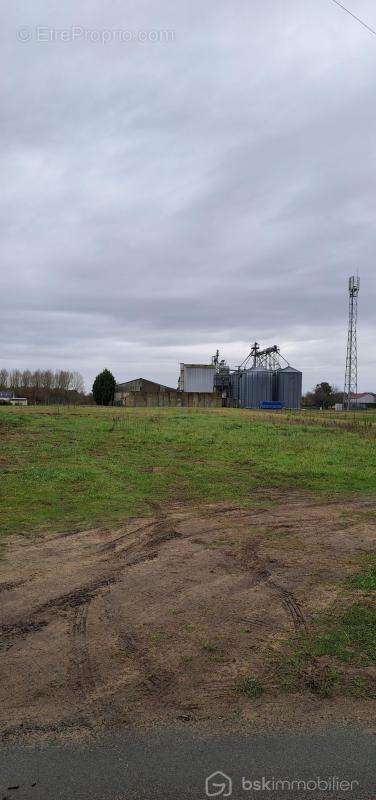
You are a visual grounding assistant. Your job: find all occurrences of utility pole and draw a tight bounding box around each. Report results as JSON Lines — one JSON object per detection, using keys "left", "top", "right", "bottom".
{"left": 343, "top": 275, "right": 360, "bottom": 410}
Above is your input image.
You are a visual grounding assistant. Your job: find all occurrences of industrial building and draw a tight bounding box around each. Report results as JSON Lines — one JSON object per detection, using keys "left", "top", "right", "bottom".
{"left": 178, "top": 363, "right": 216, "bottom": 393}
{"left": 351, "top": 392, "right": 376, "bottom": 409}
{"left": 114, "top": 377, "right": 219, "bottom": 408}
{"left": 115, "top": 344, "right": 302, "bottom": 410}
{"left": 228, "top": 344, "right": 302, "bottom": 410}
{"left": 229, "top": 366, "right": 302, "bottom": 410}
{"left": 114, "top": 378, "right": 179, "bottom": 407}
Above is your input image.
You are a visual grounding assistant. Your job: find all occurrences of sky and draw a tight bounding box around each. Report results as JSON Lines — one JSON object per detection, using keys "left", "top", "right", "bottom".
{"left": 2, "top": 0, "right": 376, "bottom": 392}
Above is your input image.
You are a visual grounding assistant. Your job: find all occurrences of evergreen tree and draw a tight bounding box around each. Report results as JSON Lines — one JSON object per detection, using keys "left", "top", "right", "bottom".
{"left": 92, "top": 369, "right": 116, "bottom": 406}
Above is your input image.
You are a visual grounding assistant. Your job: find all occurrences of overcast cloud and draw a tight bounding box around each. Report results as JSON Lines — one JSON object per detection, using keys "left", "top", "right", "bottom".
{"left": 1, "top": 0, "right": 375, "bottom": 391}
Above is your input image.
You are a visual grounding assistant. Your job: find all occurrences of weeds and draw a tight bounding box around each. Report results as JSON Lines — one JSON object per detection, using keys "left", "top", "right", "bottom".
{"left": 347, "top": 555, "right": 376, "bottom": 593}
{"left": 274, "top": 601, "right": 376, "bottom": 698}
{"left": 150, "top": 631, "right": 164, "bottom": 643}
{"left": 206, "top": 538, "right": 238, "bottom": 549}
{"left": 303, "top": 665, "right": 340, "bottom": 698}
{"left": 234, "top": 675, "right": 264, "bottom": 697}
{"left": 202, "top": 641, "right": 218, "bottom": 653}
{"left": 184, "top": 623, "right": 194, "bottom": 633}
{"left": 349, "top": 675, "right": 367, "bottom": 697}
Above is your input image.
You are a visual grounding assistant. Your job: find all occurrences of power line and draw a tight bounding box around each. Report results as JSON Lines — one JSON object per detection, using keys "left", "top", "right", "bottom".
{"left": 329, "top": 0, "right": 376, "bottom": 37}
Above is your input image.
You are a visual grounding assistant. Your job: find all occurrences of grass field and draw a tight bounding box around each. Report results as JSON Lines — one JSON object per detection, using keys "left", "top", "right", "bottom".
{"left": 1, "top": 405, "right": 376, "bottom": 538}
{"left": 1, "top": 404, "right": 375, "bottom": 736}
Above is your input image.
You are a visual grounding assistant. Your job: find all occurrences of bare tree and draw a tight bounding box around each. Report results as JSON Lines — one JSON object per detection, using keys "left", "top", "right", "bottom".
{"left": 9, "top": 369, "right": 22, "bottom": 389}
{"left": 32, "top": 370, "right": 43, "bottom": 389}
{"left": 41, "top": 370, "right": 54, "bottom": 390}
{"left": 21, "top": 370, "right": 32, "bottom": 388}
{"left": 70, "top": 371, "right": 85, "bottom": 393}
{"left": 0, "top": 369, "right": 8, "bottom": 388}
{"left": 55, "top": 370, "right": 71, "bottom": 391}
{"left": 0, "top": 366, "right": 88, "bottom": 404}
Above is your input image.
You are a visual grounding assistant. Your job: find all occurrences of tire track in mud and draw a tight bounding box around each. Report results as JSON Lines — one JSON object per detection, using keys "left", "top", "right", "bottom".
{"left": 267, "top": 578, "right": 307, "bottom": 631}
{"left": 0, "top": 513, "right": 179, "bottom": 655}
{"left": 236, "top": 539, "right": 307, "bottom": 632}
{"left": 0, "top": 577, "right": 117, "bottom": 651}
{"left": 99, "top": 514, "right": 181, "bottom": 561}
{"left": 71, "top": 602, "right": 97, "bottom": 696}
{"left": 65, "top": 516, "right": 180, "bottom": 712}
{"left": 250, "top": 568, "right": 307, "bottom": 632}
{"left": 99, "top": 520, "right": 156, "bottom": 554}
{"left": 0, "top": 579, "right": 26, "bottom": 594}
{"left": 105, "top": 605, "right": 174, "bottom": 701}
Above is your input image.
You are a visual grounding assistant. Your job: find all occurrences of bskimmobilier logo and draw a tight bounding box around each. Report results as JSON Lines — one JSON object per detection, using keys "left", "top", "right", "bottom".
{"left": 206, "top": 772, "right": 233, "bottom": 797}
{"left": 204, "top": 771, "right": 359, "bottom": 795}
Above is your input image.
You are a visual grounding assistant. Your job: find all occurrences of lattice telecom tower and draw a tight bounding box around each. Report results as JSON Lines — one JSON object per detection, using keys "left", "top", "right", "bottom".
{"left": 343, "top": 275, "right": 360, "bottom": 410}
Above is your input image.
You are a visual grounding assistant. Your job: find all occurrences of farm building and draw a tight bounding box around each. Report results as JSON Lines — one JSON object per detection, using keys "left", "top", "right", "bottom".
{"left": 229, "top": 364, "right": 302, "bottom": 410}
{"left": 9, "top": 397, "right": 28, "bottom": 406}
{"left": 351, "top": 392, "right": 376, "bottom": 409}
{"left": 227, "top": 343, "right": 303, "bottom": 410}
{"left": 0, "top": 391, "right": 28, "bottom": 406}
{"left": 178, "top": 364, "right": 216, "bottom": 393}
{"left": 115, "top": 378, "right": 219, "bottom": 408}
{"left": 115, "top": 378, "right": 179, "bottom": 407}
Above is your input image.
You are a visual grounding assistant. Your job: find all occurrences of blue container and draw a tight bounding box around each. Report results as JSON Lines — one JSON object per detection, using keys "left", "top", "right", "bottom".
{"left": 259, "top": 400, "right": 284, "bottom": 410}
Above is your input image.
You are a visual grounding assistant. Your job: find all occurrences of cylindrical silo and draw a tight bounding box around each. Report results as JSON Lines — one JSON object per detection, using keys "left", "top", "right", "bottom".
{"left": 239, "top": 368, "right": 274, "bottom": 408}
{"left": 229, "top": 371, "right": 241, "bottom": 406}
{"left": 276, "top": 366, "right": 302, "bottom": 409}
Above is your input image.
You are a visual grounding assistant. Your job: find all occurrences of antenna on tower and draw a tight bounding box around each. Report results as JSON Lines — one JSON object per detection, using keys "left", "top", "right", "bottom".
{"left": 343, "top": 274, "right": 360, "bottom": 410}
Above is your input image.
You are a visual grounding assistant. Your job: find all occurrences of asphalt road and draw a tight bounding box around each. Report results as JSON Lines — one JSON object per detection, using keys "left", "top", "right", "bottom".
{"left": 0, "top": 726, "right": 375, "bottom": 800}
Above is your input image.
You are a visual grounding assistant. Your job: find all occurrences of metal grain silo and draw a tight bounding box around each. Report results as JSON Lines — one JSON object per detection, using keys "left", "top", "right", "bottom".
{"left": 276, "top": 366, "right": 302, "bottom": 409}
{"left": 239, "top": 368, "right": 274, "bottom": 408}
{"left": 229, "top": 371, "right": 240, "bottom": 406}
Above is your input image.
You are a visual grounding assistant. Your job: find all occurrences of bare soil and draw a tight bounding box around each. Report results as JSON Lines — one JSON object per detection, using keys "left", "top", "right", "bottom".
{"left": 1, "top": 492, "right": 375, "bottom": 741}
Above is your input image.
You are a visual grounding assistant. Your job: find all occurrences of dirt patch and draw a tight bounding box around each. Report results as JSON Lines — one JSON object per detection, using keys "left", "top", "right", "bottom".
{"left": 0, "top": 494, "right": 375, "bottom": 741}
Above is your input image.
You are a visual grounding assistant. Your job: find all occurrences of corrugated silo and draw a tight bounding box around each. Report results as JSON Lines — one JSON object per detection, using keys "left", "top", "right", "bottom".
{"left": 276, "top": 366, "right": 302, "bottom": 409}
{"left": 239, "top": 368, "right": 275, "bottom": 408}
{"left": 229, "top": 371, "right": 240, "bottom": 406}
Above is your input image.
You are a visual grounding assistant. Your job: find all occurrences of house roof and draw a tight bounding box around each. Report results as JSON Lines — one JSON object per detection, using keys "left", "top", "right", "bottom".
{"left": 116, "top": 377, "right": 178, "bottom": 393}
{"left": 351, "top": 392, "right": 376, "bottom": 399}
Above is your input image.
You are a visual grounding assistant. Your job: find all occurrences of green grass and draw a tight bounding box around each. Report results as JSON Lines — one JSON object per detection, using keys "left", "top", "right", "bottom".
{"left": 202, "top": 640, "right": 219, "bottom": 653}
{"left": 1, "top": 405, "right": 376, "bottom": 537}
{"left": 184, "top": 623, "right": 194, "bottom": 633}
{"left": 273, "top": 556, "right": 376, "bottom": 698}
{"left": 234, "top": 675, "right": 265, "bottom": 697}
{"left": 349, "top": 675, "right": 367, "bottom": 696}
{"left": 276, "top": 603, "right": 376, "bottom": 696}
{"left": 305, "top": 604, "right": 376, "bottom": 663}
{"left": 150, "top": 630, "right": 165, "bottom": 643}
{"left": 346, "top": 555, "right": 376, "bottom": 593}
{"left": 206, "top": 538, "right": 238, "bottom": 549}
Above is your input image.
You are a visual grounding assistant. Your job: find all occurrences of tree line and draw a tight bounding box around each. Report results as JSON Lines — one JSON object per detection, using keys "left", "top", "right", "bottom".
{"left": 302, "top": 382, "right": 343, "bottom": 409}
{"left": 0, "top": 368, "right": 88, "bottom": 405}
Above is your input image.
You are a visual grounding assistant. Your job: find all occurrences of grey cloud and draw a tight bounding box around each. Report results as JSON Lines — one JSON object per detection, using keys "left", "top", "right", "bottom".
{"left": 1, "top": 0, "right": 375, "bottom": 391}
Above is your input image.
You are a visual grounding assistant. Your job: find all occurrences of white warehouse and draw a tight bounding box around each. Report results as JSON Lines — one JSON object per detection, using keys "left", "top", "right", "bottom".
{"left": 179, "top": 363, "right": 216, "bottom": 393}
